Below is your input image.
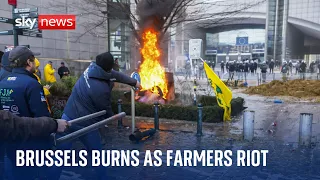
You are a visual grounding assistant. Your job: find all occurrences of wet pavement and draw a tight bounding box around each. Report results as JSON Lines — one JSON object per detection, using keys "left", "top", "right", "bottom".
{"left": 59, "top": 91, "right": 320, "bottom": 180}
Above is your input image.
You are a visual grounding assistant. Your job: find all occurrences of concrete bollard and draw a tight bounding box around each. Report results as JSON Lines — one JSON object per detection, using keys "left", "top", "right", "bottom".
{"left": 299, "top": 113, "right": 313, "bottom": 147}
{"left": 154, "top": 101, "right": 160, "bottom": 130}
{"left": 117, "top": 99, "right": 123, "bottom": 128}
{"left": 243, "top": 110, "right": 255, "bottom": 141}
{"left": 197, "top": 103, "right": 203, "bottom": 136}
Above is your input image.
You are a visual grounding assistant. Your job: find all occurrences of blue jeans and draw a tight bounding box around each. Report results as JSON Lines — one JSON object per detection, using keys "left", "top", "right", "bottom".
{"left": 49, "top": 113, "right": 106, "bottom": 180}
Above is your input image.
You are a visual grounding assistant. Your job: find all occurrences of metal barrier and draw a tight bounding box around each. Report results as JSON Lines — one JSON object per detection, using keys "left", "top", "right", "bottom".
{"left": 68, "top": 110, "right": 106, "bottom": 125}
{"left": 53, "top": 112, "right": 126, "bottom": 146}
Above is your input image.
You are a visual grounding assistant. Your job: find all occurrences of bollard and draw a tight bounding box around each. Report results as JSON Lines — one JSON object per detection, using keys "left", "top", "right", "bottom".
{"left": 197, "top": 103, "right": 203, "bottom": 136}
{"left": 257, "top": 73, "right": 260, "bottom": 85}
{"left": 154, "top": 101, "right": 160, "bottom": 130}
{"left": 299, "top": 113, "right": 313, "bottom": 147}
{"left": 117, "top": 99, "right": 123, "bottom": 128}
{"left": 243, "top": 110, "right": 255, "bottom": 141}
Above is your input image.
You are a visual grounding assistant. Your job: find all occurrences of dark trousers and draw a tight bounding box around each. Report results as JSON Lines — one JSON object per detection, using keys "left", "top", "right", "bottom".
{"left": 49, "top": 114, "right": 106, "bottom": 180}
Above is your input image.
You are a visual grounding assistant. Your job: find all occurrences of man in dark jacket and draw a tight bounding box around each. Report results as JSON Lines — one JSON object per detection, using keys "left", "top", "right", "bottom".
{"left": 0, "top": 110, "right": 69, "bottom": 180}
{"left": 0, "top": 52, "right": 12, "bottom": 81}
{"left": 0, "top": 46, "right": 51, "bottom": 180}
{"left": 57, "top": 62, "right": 70, "bottom": 79}
{"left": 0, "top": 110, "right": 68, "bottom": 141}
{"left": 220, "top": 61, "right": 225, "bottom": 73}
{"left": 50, "top": 52, "right": 139, "bottom": 180}
{"left": 260, "top": 62, "right": 268, "bottom": 82}
{"left": 269, "top": 60, "right": 275, "bottom": 73}
{"left": 299, "top": 60, "right": 307, "bottom": 80}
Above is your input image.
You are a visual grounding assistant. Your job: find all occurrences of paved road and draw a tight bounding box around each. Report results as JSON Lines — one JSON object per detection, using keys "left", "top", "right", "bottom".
{"left": 58, "top": 92, "right": 320, "bottom": 180}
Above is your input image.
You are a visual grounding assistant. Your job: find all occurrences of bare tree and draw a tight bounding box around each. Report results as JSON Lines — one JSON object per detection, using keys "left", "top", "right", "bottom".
{"left": 49, "top": 0, "right": 266, "bottom": 45}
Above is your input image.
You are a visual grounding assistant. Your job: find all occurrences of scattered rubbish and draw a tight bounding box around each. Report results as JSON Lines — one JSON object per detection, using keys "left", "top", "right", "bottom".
{"left": 267, "top": 129, "right": 274, "bottom": 134}
{"left": 271, "top": 122, "right": 277, "bottom": 126}
{"left": 274, "top": 99, "right": 283, "bottom": 103}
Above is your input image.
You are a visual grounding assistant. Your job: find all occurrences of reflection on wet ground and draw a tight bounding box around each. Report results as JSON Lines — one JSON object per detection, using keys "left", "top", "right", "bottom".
{"left": 59, "top": 92, "right": 320, "bottom": 180}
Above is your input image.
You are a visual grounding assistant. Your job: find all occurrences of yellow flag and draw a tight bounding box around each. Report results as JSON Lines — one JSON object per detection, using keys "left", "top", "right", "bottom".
{"left": 203, "top": 61, "right": 233, "bottom": 121}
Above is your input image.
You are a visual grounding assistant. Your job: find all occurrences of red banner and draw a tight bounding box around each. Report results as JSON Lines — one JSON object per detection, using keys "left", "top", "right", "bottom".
{"left": 8, "top": 0, "right": 17, "bottom": 6}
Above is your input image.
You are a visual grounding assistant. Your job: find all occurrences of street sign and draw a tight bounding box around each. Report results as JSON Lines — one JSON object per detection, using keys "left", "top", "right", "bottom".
{"left": 0, "top": 17, "right": 13, "bottom": 24}
{"left": 14, "top": 8, "right": 38, "bottom": 14}
{"left": 130, "top": 72, "right": 141, "bottom": 84}
{"left": 13, "top": 12, "right": 38, "bottom": 19}
{"left": 8, "top": 0, "right": 17, "bottom": 6}
{"left": 189, "top": 39, "right": 203, "bottom": 59}
{"left": 0, "top": 30, "right": 13, "bottom": 35}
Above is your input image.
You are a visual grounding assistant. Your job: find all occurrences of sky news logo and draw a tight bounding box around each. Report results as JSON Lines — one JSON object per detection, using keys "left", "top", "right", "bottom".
{"left": 15, "top": 15, "right": 76, "bottom": 30}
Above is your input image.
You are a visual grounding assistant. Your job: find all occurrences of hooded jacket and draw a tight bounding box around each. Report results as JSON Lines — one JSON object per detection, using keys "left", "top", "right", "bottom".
{"left": 0, "top": 52, "right": 12, "bottom": 81}
{"left": 63, "top": 62, "right": 137, "bottom": 126}
{"left": 44, "top": 63, "right": 56, "bottom": 83}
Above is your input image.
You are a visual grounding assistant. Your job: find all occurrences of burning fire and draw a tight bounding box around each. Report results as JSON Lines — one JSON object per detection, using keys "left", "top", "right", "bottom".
{"left": 139, "top": 29, "right": 168, "bottom": 99}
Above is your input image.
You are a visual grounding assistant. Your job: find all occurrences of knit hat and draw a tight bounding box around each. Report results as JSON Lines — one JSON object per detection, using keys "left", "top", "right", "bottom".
{"left": 96, "top": 52, "right": 114, "bottom": 72}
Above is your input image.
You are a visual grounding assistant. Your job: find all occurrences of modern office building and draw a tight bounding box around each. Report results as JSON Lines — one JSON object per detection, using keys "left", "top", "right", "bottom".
{"left": 0, "top": 0, "right": 131, "bottom": 70}
{"left": 175, "top": 0, "right": 320, "bottom": 69}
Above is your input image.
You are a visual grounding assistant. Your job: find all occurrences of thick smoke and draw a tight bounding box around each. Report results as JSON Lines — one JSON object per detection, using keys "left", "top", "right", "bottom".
{"left": 136, "top": 0, "right": 175, "bottom": 31}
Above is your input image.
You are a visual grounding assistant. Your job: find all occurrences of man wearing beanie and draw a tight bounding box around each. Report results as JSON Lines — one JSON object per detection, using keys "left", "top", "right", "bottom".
{"left": 50, "top": 52, "right": 140, "bottom": 180}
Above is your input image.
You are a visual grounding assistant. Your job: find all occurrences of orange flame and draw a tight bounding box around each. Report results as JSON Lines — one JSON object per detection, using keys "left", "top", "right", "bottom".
{"left": 139, "top": 29, "right": 168, "bottom": 99}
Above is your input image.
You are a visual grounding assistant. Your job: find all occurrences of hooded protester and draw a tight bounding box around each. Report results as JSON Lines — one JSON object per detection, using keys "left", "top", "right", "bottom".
{"left": 0, "top": 52, "right": 12, "bottom": 81}
{"left": 50, "top": 52, "right": 140, "bottom": 180}
{"left": 44, "top": 61, "right": 56, "bottom": 83}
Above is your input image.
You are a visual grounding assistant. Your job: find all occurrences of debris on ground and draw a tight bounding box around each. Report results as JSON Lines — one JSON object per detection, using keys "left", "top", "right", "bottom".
{"left": 244, "top": 80, "right": 320, "bottom": 97}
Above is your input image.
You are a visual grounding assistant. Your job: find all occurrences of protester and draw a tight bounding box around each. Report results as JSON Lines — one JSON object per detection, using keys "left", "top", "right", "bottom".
{"left": 281, "top": 61, "right": 289, "bottom": 80}
{"left": 296, "top": 61, "right": 300, "bottom": 74}
{"left": 185, "top": 61, "right": 191, "bottom": 80}
{"left": 50, "top": 52, "right": 140, "bottom": 180}
{"left": 199, "top": 61, "right": 204, "bottom": 79}
{"left": 249, "top": 60, "right": 255, "bottom": 75}
{"left": 269, "top": 59, "right": 275, "bottom": 73}
{"left": 0, "top": 52, "right": 12, "bottom": 81}
{"left": 226, "top": 61, "right": 229, "bottom": 72}
{"left": 299, "top": 60, "right": 307, "bottom": 80}
{"left": 238, "top": 61, "right": 244, "bottom": 80}
{"left": 288, "top": 60, "right": 293, "bottom": 74}
{"left": 0, "top": 110, "right": 69, "bottom": 180}
{"left": 0, "top": 46, "right": 52, "bottom": 180}
{"left": 260, "top": 62, "right": 268, "bottom": 83}
{"left": 228, "top": 61, "right": 235, "bottom": 80}
{"left": 113, "top": 58, "right": 120, "bottom": 71}
{"left": 58, "top": 62, "right": 70, "bottom": 79}
{"left": 0, "top": 110, "right": 69, "bottom": 141}
{"left": 244, "top": 60, "right": 249, "bottom": 78}
{"left": 44, "top": 61, "right": 56, "bottom": 83}
{"left": 254, "top": 60, "right": 258, "bottom": 73}
{"left": 310, "top": 60, "right": 316, "bottom": 74}
{"left": 220, "top": 61, "right": 225, "bottom": 73}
